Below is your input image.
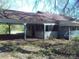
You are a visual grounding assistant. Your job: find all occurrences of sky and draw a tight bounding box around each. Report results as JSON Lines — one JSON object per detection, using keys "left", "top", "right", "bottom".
{"left": 7, "top": 0, "right": 75, "bottom": 12}
{"left": 0, "top": 0, "right": 79, "bottom": 18}
{"left": 9, "top": 0, "right": 36, "bottom": 12}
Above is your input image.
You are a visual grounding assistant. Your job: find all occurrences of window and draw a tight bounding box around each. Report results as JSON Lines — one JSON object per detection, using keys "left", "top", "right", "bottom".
{"left": 60, "top": 26, "right": 68, "bottom": 31}
{"left": 27, "top": 24, "right": 44, "bottom": 31}
{"left": 35, "top": 24, "right": 43, "bottom": 31}
{"left": 46, "top": 25, "right": 53, "bottom": 31}
{"left": 75, "top": 26, "right": 79, "bottom": 30}
{"left": 46, "top": 25, "right": 59, "bottom": 31}
{"left": 53, "top": 25, "right": 59, "bottom": 31}
{"left": 70, "top": 26, "right": 76, "bottom": 30}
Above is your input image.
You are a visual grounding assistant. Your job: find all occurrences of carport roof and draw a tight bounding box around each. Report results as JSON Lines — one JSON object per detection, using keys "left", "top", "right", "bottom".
{"left": 0, "top": 18, "right": 22, "bottom": 24}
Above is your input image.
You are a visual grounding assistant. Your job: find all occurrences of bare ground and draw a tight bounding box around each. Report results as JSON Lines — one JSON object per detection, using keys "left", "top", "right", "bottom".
{"left": 0, "top": 39, "right": 77, "bottom": 59}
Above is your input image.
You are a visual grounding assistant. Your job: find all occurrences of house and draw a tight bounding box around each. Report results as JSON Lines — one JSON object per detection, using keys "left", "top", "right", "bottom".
{"left": 0, "top": 10, "right": 78, "bottom": 40}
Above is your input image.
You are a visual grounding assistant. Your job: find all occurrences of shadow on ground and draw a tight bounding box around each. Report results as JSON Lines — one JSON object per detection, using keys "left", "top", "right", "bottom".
{"left": 0, "top": 44, "right": 37, "bottom": 54}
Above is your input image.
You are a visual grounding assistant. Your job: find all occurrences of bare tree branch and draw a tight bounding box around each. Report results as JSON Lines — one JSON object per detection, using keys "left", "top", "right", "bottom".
{"left": 32, "top": 0, "right": 42, "bottom": 11}
{"left": 0, "top": 0, "right": 10, "bottom": 18}
{"left": 62, "top": 0, "right": 69, "bottom": 13}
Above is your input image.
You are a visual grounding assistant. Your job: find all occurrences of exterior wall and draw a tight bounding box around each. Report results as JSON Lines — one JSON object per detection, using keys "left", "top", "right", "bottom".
{"left": 26, "top": 22, "right": 79, "bottom": 40}
{"left": 26, "top": 30, "right": 32, "bottom": 37}
{"left": 26, "top": 23, "right": 58, "bottom": 39}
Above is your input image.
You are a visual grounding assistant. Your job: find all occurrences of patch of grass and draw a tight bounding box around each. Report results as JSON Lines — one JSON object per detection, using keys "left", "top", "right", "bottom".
{"left": 27, "top": 55, "right": 33, "bottom": 59}
{"left": 72, "top": 36, "right": 79, "bottom": 42}
{"left": 51, "top": 41, "right": 79, "bottom": 57}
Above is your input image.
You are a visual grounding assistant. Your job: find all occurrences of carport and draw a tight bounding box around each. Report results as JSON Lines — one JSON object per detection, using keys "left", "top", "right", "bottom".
{"left": 0, "top": 18, "right": 56, "bottom": 40}
{"left": 0, "top": 18, "right": 24, "bottom": 40}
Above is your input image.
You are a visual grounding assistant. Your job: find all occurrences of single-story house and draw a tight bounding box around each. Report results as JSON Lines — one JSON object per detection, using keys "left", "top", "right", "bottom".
{"left": 0, "top": 10, "right": 78, "bottom": 40}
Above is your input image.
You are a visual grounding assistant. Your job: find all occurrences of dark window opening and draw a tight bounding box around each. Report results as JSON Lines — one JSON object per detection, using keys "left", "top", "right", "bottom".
{"left": 46, "top": 25, "right": 53, "bottom": 31}
{"left": 46, "top": 25, "right": 58, "bottom": 31}
{"left": 35, "top": 25, "right": 43, "bottom": 31}
{"left": 27, "top": 24, "right": 44, "bottom": 31}
{"left": 53, "top": 25, "right": 59, "bottom": 31}
{"left": 70, "top": 26, "right": 76, "bottom": 30}
{"left": 76, "top": 26, "right": 79, "bottom": 30}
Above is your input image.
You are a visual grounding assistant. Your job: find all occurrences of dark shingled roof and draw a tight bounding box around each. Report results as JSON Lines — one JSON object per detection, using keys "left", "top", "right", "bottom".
{"left": 0, "top": 10, "right": 74, "bottom": 24}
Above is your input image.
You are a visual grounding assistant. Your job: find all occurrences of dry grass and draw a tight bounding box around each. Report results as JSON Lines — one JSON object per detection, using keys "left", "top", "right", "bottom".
{"left": 0, "top": 39, "right": 78, "bottom": 59}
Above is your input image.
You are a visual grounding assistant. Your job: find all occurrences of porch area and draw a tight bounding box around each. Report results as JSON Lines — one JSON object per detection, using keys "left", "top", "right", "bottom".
{"left": 59, "top": 21, "right": 79, "bottom": 40}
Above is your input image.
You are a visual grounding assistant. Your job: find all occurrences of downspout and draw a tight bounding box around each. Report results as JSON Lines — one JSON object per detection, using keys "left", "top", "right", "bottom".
{"left": 8, "top": 23, "right": 11, "bottom": 35}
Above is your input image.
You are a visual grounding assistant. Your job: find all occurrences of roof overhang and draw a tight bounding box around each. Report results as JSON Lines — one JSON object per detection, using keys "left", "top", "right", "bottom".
{"left": 59, "top": 21, "right": 79, "bottom": 26}
{"left": 0, "top": 18, "right": 23, "bottom": 24}
{"left": 0, "top": 18, "right": 55, "bottom": 24}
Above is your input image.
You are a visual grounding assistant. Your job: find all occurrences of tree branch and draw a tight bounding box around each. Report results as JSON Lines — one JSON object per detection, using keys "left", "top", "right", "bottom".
{"left": 62, "top": 0, "right": 69, "bottom": 13}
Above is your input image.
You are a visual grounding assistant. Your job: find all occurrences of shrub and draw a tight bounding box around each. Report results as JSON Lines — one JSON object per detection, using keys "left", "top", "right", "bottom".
{"left": 72, "top": 36, "right": 79, "bottom": 42}
{"left": 38, "top": 49, "right": 52, "bottom": 56}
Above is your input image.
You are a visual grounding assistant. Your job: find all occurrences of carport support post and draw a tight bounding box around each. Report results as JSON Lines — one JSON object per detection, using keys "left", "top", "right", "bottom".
{"left": 76, "top": 26, "right": 77, "bottom": 30}
{"left": 44, "top": 24, "right": 46, "bottom": 39}
{"left": 24, "top": 23, "right": 27, "bottom": 40}
{"left": 69, "top": 26, "right": 70, "bottom": 40}
{"left": 8, "top": 23, "right": 11, "bottom": 34}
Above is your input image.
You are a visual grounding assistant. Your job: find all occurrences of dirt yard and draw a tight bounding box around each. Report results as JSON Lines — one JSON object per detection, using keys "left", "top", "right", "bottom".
{"left": 0, "top": 39, "right": 78, "bottom": 59}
